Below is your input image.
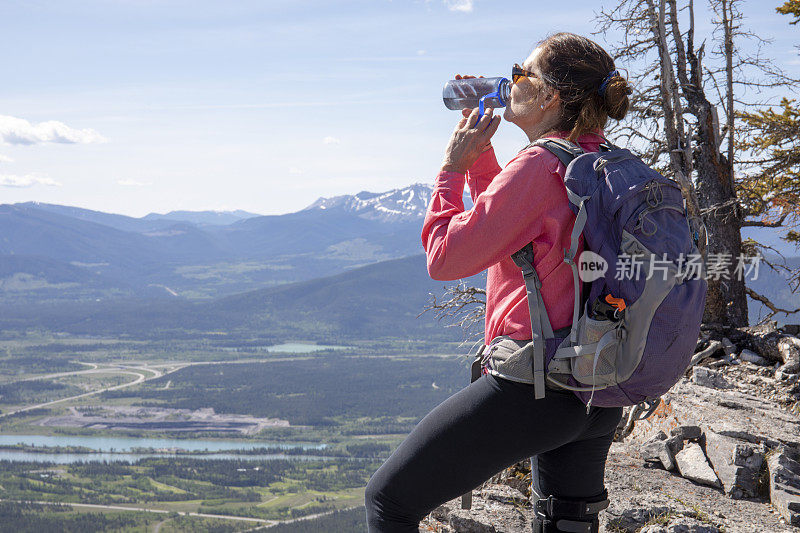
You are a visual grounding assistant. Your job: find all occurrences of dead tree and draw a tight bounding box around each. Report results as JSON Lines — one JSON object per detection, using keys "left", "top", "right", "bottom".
{"left": 596, "top": 0, "right": 798, "bottom": 327}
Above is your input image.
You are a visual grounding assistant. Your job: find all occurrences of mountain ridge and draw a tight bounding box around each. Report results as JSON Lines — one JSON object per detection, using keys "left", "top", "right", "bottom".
{"left": 0, "top": 184, "right": 439, "bottom": 299}
{"left": 143, "top": 209, "right": 261, "bottom": 226}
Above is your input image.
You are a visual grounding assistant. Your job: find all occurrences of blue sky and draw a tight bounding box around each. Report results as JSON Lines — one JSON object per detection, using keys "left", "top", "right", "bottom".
{"left": 0, "top": 0, "right": 797, "bottom": 217}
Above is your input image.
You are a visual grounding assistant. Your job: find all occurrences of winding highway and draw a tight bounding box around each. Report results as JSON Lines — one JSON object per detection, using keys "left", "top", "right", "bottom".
{"left": 0, "top": 357, "right": 312, "bottom": 419}
{"left": 0, "top": 364, "right": 174, "bottom": 419}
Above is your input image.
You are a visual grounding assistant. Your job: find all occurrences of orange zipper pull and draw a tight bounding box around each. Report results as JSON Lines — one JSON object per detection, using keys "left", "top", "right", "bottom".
{"left": 605, "top": 294, "right": 626, "bottom": 311}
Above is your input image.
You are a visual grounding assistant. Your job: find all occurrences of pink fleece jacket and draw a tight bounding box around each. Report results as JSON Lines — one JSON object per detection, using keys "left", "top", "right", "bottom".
{"left": 421, "top": 130, "right": 605, "bottom": 345}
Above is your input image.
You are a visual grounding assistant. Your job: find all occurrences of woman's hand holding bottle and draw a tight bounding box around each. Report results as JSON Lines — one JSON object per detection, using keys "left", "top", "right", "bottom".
{"left": 441, "top": 75, "right": 501, "bottom": 174}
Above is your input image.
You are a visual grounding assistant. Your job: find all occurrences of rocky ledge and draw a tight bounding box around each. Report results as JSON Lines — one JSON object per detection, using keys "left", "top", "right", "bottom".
{"left": 421, "top": 321, "right": 800, "bottom": 532}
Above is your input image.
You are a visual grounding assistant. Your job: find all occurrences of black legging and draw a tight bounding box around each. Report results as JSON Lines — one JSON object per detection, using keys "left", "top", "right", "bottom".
{"left": 365, "top": 372, "right": 623, "bottom": 532}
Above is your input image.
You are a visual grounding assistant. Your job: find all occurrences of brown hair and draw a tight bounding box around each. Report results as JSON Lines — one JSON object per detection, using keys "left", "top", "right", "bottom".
{"left": 534, "top": 32, "right": 632, "bottom": 141}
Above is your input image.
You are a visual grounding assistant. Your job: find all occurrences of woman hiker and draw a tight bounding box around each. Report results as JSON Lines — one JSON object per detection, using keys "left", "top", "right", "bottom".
{"left": 365, "top": 32, "right": 633, "bottom": 533}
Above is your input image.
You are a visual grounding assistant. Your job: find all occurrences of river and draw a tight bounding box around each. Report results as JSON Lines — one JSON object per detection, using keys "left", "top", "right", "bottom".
{"left": 0, "top": 434, "right": 327, "bottom": 464}
{"left": 220, "top": 342, "right": 351, "bottom": 353}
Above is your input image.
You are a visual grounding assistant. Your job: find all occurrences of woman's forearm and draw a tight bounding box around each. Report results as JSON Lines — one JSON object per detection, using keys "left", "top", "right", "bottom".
{"left": 466, "top": 146, "right": 501, "bottom": 202}
{"left": 421, "top": 170, "right": 468, "bottom": 281}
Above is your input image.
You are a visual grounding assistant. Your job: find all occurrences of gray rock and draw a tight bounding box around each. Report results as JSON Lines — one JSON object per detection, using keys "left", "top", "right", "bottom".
{"left": 747, "top": 323, "right": 785, "bottom": 363}
{"left": 427, "top": 485, "right": 532, "bottom": 533}
{"left": 652, "top": 430, "right": 669, "bottom": 441}
{"left": 664, "top": 437, "right": 685, "bottom": 471}
{"left": 777, "top": 336, "right": 800, "bottom": 373}
{"left": 704, "top": 430, "right": 765, "bottom": 499}
{"left": 479, "top": 485, "right": 528, "bottom": 506}
{"left": 768, "top": 450, "right": 800, "bottom": 527}
{"left": 739, "top": 349, "right": 770, "bottom": 366}
{"left": 692, "top": 367, "right": 733, "bottom": 390}
{"left": 711, "top": 428, "right": 786, "bottom": 451}
{"left": 641, "top": 431, "right": 668, "bottom": 462}
{"left": 675, "top": 442, "right": 722, "bottom": 488}
{"left": 606, "top": 506, "right": 673, "bottom": 533}
{"left": 721, "top": 337, "right": 736, "bottom": 356}
{"left": 448, "top": 512, "right": 498, "bottom": 533}
{"left": 670, "top": 425, "right": 702, "bottom": 441}
{"left": 643, "top": 434, "right": 683, "bottom": 471}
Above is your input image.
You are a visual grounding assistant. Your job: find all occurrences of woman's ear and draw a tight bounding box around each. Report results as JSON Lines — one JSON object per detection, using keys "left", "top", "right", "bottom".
{"left": 543, "top": 91, "right": 560, "bottom": 111}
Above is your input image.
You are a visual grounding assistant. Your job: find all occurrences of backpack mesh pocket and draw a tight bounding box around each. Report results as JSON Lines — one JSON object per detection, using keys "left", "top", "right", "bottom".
{"left": 570, "top": 308, "right": 620, "bottom": 387}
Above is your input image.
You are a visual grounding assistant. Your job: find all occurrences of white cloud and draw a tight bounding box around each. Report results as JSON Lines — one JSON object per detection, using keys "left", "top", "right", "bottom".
{"left": 0, "top": 174, "right": 61, "bottom": 187}
{"left": 323, "top": 136, "right": 341, "bottom": 145}
{"left": 289, "top": 167, "right": 303, "bottom": 175}
{"left": 444, "top": 0, "right": 473, "bottom": 12}
{"left": 417, "top": 49, "right": 427, "bottom": 56}
{"left": 0, "top": 115, "right": 106, "bottom": 145}
{"left": 118, "top": 179, "right": 152, "bottom": 187}
{"left": 0, "top": 154, "right": 12, "bottom": 163}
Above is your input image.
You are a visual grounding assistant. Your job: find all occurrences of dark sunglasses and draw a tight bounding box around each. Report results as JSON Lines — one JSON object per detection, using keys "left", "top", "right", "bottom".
{"left": 512, "top": 63, "right": 538, "bottom": 84}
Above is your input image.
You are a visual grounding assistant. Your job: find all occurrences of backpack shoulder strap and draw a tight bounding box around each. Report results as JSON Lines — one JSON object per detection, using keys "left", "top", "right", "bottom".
{"left": 526, "top": 137, "right": 585, "bottom": 168}
{"left": 509, "top": 138, "right": 585, "bottom": 401}
{"left": 510, "top": 243, "right": 554, "bottom": 400}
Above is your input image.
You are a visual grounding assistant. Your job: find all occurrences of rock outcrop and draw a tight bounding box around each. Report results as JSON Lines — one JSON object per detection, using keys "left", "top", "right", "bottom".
{"left": 421, "top": 322, "right": 800, "bottom": 532}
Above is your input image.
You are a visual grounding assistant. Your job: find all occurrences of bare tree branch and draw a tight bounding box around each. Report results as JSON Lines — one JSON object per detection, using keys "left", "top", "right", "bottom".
{"left": 741, "top": 212, "right": 789, "bottom": 228}
{"left": 418, "top": 281, "right": 486, "bottom": 341}
{"left": 745, "top": 287, "right": 800, "bottom": 323}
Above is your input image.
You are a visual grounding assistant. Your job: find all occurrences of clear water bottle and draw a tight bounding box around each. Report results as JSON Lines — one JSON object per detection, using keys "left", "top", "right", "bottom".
{"left": 442, "top": 77, "right": 511, "bottom": 112}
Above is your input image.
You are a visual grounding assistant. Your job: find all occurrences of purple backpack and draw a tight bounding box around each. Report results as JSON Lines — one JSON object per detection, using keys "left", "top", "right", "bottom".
{"left": 511, "top": 137, "right": 708, "bottom": 413}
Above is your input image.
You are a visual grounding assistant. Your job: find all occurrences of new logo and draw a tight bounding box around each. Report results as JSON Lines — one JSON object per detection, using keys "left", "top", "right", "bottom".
{"left": 578, "top": 251, "right": 608, "bottom": 282}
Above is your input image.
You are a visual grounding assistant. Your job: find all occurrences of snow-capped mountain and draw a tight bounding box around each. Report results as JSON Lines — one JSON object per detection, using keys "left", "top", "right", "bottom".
{"left": 304, "top": 183, "right": 472, "bottom": 222}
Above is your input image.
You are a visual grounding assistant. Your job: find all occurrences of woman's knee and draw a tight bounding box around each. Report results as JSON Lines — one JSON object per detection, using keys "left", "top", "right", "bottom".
{"left": 364, "top": 471, "right": 386, "bottom": 530}
{"left": 364, "top": 470, "right": 383, "bottom": 513}
{"left": 364, "top": 466, "right": 421, "bottom": 532}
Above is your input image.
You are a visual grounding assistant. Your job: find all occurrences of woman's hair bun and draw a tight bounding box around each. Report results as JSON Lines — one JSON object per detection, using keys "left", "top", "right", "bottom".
{"left": 602, "top": 74, "right": 632, "bottom": 121}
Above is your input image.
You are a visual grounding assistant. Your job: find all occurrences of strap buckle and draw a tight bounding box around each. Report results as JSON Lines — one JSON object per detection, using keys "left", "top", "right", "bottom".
{"left": 632, "top": 398, "right": 661, "bottom": 421}
{"left": 534, "top": 494, "right": 610, "bottom": 519}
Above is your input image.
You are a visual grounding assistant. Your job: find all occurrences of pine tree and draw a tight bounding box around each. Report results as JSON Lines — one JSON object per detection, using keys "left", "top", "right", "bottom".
{"left": 732, "top": 2, "right": 800, "bottom": 319}
{"left": 777, "top": 0, "right": 800, "bottom": 23}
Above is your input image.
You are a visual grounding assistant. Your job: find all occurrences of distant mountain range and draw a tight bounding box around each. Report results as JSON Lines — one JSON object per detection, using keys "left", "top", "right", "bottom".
{"left": 0, "top": 184, "right": 449, "bottom": 301}
{"left": 12, "top": 202, "right": 261, "bottom": 231}
{"left": 143, "top": 209, "right": 261, "bottom": 226}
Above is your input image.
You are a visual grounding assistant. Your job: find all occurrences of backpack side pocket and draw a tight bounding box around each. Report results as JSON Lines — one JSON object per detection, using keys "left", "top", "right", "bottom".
{"left": 555, "top": 301, "right": 620, "bottom": 388}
